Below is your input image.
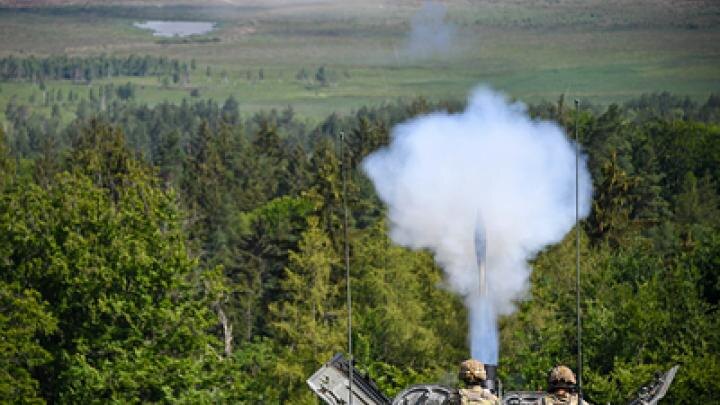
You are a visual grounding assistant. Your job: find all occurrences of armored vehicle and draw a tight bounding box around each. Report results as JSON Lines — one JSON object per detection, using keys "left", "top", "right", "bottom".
{"left": 307, "top": 354, "right": 679, "bottom": 405}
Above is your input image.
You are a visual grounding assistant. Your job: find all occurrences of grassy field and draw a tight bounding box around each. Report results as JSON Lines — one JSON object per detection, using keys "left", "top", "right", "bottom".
{"left": 1, "top": 0, "right": 719, "bottom": 122}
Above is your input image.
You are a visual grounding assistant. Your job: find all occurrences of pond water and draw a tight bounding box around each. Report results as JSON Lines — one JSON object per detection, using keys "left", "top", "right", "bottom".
{"left": 134, "top": 21, "right": 216, "bottom": 37}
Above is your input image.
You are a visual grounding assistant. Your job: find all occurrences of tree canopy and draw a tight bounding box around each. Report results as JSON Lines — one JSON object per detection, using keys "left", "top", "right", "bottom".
{"left": 1, "top": 91, "right": 719, "bottom": 402}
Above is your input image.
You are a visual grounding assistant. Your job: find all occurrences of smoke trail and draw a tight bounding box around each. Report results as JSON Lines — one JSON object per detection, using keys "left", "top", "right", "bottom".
{"left": 469, "top": 294, "right": 498, "bottom": 362}
{"left": 362, "top": 87, "right": 592, "bottom": 364}
{"left": 405, "top": 1, "right": 457, "bottom": 59}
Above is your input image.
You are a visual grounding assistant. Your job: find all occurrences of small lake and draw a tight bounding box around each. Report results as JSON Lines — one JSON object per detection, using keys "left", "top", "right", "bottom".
{"left": 134, "top": 21, "right": 216, "bottom": 37}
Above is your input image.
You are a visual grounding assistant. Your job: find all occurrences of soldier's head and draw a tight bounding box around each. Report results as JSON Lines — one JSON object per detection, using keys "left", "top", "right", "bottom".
{"left": 547, "top": 365, "right": 577, "bottom": 393}
{"left": 459, "top": 359, "right": 486, "bottom": 385}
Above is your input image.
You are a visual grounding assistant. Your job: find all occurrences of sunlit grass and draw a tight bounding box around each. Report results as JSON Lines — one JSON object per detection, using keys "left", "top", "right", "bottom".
{"left": 0, "top": 1, "right": 718, "bottom": 121}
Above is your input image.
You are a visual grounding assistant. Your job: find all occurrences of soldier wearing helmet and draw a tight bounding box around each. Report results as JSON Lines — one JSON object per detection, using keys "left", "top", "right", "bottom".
{"left": 458, "top": 359, "right": 500, "bottom": 405}
{"left": 541, "top": 365, "right": 591, "bottom": 405}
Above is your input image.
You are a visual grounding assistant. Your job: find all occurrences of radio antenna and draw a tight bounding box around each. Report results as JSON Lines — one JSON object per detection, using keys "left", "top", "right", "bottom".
{"left": 340, "top": 131, "right": 354, "bottom": 405}
{"left": 574, "top": 99, "right": 583, "bottom": 402}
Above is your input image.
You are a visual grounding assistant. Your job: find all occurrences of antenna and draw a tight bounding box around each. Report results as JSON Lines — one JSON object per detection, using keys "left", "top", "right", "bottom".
{"left": 574, "top": 99, "right": 583, "bottom": 401}
{"left": 340, "top": 131, "right": 354, "bottom": 404}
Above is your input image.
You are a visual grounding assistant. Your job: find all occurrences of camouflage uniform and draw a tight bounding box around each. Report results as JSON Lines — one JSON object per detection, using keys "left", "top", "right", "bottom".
{"left": 540, "top": 392, "right": 590, "bottom": 405}
{"left": 459, "top": 385, "right": 500, "bottom": 405}
{"left": 541, "top": 365, "right": 591, "bottom": 405}
{"left": 458, "top": 359, "right": 500, "bottom": 405}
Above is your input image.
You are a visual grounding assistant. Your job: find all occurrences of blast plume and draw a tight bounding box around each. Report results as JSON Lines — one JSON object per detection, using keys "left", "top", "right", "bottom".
{"left": 362, "top": 87, "right": 592, "bottom": 364}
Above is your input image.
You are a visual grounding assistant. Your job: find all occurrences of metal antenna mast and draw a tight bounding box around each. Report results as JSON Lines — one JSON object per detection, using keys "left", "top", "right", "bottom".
{"left": 340, "top": 131, "right": 354, "bottom": 405}
{"left": 574, "top": 99, "right": 583, "bottom": 402}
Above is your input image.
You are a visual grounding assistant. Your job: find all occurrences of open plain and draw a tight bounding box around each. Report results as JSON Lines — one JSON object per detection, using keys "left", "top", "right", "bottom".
{"left": 0, "top": 0, "right": 718, "bottom": 121}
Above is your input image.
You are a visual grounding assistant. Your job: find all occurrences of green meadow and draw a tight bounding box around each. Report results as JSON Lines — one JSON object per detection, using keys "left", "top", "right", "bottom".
{"left": 1, "top": 0, "right": 719, "bottom": 121}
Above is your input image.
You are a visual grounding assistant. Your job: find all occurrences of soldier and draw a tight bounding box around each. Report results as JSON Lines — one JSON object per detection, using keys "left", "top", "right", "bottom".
{"left": 458, "top": 359, "right": 500, "bottom": 405}
{"left": 541, "top": 365, "right": 591, "bottom": 405}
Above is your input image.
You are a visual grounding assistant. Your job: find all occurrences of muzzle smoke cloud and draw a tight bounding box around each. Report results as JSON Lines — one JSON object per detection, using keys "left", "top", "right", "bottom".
{"left": 362, "top": 87, "right": 592, "bottom": 364}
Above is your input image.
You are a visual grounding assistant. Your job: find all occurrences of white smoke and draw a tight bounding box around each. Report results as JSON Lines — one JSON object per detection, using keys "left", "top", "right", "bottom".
{"left": 362, "top": 87, "right": 592, "bottom": 364}
{"left": 405, "top": 1, "right": 457, "bottom": 59}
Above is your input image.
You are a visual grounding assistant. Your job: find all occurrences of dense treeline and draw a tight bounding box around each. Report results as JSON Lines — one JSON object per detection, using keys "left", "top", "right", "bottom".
{"left": 0, "top": 54, "right": 188, "bottom": 82}
{"left": 1, "top": 92, "right": 719, "bottom": 403}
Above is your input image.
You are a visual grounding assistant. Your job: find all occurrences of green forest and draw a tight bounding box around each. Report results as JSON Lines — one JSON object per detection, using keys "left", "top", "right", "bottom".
{"left": 1, "top": 52, "right": 720, "bottom": 403}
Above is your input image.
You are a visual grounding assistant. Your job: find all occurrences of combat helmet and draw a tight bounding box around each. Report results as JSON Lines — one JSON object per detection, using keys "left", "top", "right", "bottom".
{"left": 459, "top": 359, "right": 486, "bottom": 384}
{"left": 547, "top": 365, "right": 577, "bottom": 392}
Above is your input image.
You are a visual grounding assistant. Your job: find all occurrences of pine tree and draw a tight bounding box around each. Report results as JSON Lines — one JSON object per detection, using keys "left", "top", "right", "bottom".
{"left": 269, "top": 217, "right": 345, "bottom": 403}
{"left": 306, "top": 137, "right": 344, "bottom": 247}
{"left": 587, "top": 152, "right": 638, "bottom": 244}
{"left": 673, "top": 172, "right": 720, "bottom": 245}
{"left": 0, "top": 127, "right": 12, "bottom": 188}
{"left": 67, "top": 119, "right": 135, "bottom": 201}
{"left": 181, "top": 120, "right": 230, "bottom": 250}
{"left": 353, "top": 221, "right": 465, "bottom": 369}
{"left": 629, "top": 137, "right": 670, "bottom": 225}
